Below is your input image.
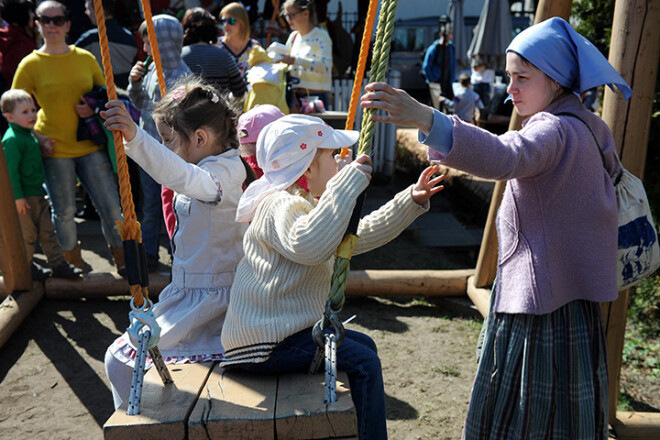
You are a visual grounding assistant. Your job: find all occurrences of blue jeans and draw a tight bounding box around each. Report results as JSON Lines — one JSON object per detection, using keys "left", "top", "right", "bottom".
{"left": 43, "top": 149, "right": 123, "bottom": 250}
{"left": 473, "top": 82, "right": 491, "bottom": 110}
{"left": 138, "top": 167, "right": 163, "bottom": 262}
{"left": 239, "top": 328, "right": 387, "bottom": 440}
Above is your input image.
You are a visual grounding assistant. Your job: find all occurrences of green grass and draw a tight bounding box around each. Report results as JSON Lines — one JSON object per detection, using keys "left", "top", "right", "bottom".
{"left": 432, "top": 366, "right": 461, "bottom": 377}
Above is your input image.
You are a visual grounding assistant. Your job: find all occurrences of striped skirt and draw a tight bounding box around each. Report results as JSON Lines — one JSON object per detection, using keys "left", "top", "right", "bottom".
{"left": 463, "top": 298, "right": 609, "bottom": 440}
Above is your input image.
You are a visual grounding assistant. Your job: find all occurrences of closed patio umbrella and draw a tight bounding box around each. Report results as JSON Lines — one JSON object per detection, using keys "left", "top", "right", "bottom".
{"left": 448, "top": 0, "right": 468, "bottom": 71}
{"left": 467, "top": 0, "right": 513, "bottom": 72}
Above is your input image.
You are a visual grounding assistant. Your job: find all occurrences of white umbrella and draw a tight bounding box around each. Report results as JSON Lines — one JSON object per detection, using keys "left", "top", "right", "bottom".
{"left": 467, "top": 0, "right": 513, "bottom": 71}
{"left": 448, "top": 0, "right": 468, "bottom": 71}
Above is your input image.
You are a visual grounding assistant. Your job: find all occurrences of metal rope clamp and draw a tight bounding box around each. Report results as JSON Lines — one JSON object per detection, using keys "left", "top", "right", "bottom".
{"left": 312, "top": 309, "right": 346, "bottom": 349}
{"left": 309, "top": 306, "right": 345, "bottom": 369}
{"left": 309, "top": 309, "right": 345, "bottom": 403}
{"left": 127, "top": 298, "right": 161, "bottom": 350}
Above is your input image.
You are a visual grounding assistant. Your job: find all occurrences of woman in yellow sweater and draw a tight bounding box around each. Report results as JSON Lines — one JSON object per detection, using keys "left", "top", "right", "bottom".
{"left": 12, "top": 0, "right": 124, "bottom": 272}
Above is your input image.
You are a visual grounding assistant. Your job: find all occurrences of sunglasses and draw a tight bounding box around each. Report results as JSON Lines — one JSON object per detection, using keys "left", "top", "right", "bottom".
{"left": 37, "top": 15, "right": 67, "bottom": 26}
{"left": 220, "top": 17, "right": 236, "bottom": 25}
{"left": 281, "top": 10, "right": 302, "bottom": 20}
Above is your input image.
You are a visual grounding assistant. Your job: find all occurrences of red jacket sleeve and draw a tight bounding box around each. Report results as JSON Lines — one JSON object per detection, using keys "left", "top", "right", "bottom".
{"left": 161, "top": 186, "right": 176, "bottom": 239}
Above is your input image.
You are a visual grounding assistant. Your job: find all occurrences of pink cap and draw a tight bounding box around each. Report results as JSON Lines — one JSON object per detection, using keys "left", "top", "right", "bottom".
{"left": 237, "top": 104, "right": 285, "bottom": 144}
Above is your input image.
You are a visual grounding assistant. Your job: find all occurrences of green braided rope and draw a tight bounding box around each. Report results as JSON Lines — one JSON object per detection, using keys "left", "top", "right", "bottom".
{"left": 326, "top": 0, "right": 399, "bottom": 313}
{"left": 357, "top": 0, "right": 399, "bottom": 157}
{"left": 328, "top": 257, "right": 350, "bottom": 311}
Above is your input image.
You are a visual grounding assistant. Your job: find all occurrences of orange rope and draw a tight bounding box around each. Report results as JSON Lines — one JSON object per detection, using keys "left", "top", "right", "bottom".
{"left": 93, "top": 0, "right": 149, "bottom": 306}
{"left": 140, "top": 0, "right": 167, "bottom": 98}
{"left": 341, "top": 0, "right": 378, "bottom": 158}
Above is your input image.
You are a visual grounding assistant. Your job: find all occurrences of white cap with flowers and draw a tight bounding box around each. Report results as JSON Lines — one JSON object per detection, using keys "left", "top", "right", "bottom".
{"left": 235, "top": 114, "right": 359, "bottom": 222}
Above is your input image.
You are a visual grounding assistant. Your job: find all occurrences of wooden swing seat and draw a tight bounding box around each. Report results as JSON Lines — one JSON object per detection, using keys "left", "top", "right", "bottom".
{"left": 103, "top": 362, "right": 358, "bottom": 440}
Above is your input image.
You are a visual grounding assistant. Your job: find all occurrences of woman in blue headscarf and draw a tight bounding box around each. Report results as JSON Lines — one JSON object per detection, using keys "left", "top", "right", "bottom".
{"left": 360, "top": 17, "right": 632, "bottom": 439}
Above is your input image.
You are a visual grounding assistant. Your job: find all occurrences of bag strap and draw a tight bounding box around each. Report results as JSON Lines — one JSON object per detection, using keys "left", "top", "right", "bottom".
{"left": 556, "top": 111, "right": 623, "bottom": 185}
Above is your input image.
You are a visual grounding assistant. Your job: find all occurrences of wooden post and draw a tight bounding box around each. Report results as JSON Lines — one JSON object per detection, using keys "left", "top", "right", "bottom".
{"left": 0, "top": 142, "right": 31, "bottom": 294}
{"left": 599, "top": 0, "right": 660, "bottom": 429}
{"left": 473, "top": 182, "right": 504, "bottom": 288}
{"left": 0, "top": 283, "right": 44, "bottom": 349}
{"left": 534, "top": 0, "right": 574, "bottom": 20}
{"left": 469, "top": 0, "right": 574, "bottom": 300}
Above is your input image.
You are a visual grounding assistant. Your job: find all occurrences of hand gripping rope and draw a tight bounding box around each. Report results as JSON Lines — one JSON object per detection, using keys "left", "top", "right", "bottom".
{"left": 309, "top": 0, "right": 399, "bottom": 404}
{"left": 92, "top": 0, "right": 172, "bottom": 415}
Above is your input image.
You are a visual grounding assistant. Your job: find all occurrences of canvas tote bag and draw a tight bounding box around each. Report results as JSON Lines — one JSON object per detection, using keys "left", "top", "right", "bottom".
{"left": 558, "top": 112, "right": 660, "bottom": 289}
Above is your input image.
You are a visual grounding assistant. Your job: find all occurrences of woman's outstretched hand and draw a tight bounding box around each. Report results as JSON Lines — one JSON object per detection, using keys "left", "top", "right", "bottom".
{"left": 411, "top": 165, "right": 445, "bottom": 206}
{"left": 101, "top": 100, "right": 137, "bottom": 142}
{"left": 360, "top": 82, "right": 435, "bottom": 135}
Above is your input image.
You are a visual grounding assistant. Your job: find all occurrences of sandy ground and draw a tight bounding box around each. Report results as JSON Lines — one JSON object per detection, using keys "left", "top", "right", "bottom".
{"left": 0, "top": 292, "right": 482, "bottom": 440}
{"left": 0, "top": 180, "right": 486, "bottom": 439}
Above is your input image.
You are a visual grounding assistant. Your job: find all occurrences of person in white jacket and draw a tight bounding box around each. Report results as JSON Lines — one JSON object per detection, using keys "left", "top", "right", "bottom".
{"left": 101, "top": 76, "right": 255, "bottom": 409}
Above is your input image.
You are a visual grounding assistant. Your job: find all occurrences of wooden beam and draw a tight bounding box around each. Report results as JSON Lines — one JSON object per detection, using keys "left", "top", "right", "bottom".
{"left": 473, "top": 181, "right": 504, "bottom": 288}
{"left": 103, "top": 361, "right": 214, "bottom": 440}
{"left": 600, "top": 0, "right": 660, "bottom": 424}
{"left": 0, "top": 283, "right": 44, "bottom": 349}
{"left": 0, "top": 143, "right": 31, "bottom": 293}
{"left": 602, "top": 0, "right": 660, "bottom": 178}
{"left": 466, "top": 276, "right": 490, "bottom": 318}
{"left": 40, "top": 272, "right": 171, "bottom": 299}
{"left": 344, "top": 269, "right": 474, "bottom": 296}
{"left": 22, "top": 270, "right": 474, "bottom": 300}
{"left": 0, "top": 276, "right": 6, "bottom": 301}
{"left": 534, "top": 0, "right": 574, "bottom": 21}
{"left": 613, "top": 411, "right": 660, "bottom": 440}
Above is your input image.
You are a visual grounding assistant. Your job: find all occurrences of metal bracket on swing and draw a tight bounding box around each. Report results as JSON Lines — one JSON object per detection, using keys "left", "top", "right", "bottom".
{"left": 309, "top": 308, "right": 346, "bottom": 403}
{"left": 126, "top": 298, "right": 172, "bottom": 415}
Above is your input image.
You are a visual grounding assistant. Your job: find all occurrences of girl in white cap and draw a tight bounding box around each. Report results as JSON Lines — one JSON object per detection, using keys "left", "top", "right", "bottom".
{"left": 101, "top": 77, "right": 255, "bottom": 409}
{"left": 221, "top": 113, "right": 444, "bottom": 440}
{"left": 361, "top": 16, "right": 633, "bottom": 440}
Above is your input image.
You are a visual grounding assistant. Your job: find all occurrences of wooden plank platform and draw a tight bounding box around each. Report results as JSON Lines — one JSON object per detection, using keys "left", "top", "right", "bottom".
{"left": 189, "top": 365, "right": 277, "bottom": 439}
{"left": 275, "top": 372, "right": 357, "bottom": 440}
{"left": 104, "top": 363, "right": 357, "bottom": 440}
{"left": 104, "top": 362, "right": 214, "bottom": 440}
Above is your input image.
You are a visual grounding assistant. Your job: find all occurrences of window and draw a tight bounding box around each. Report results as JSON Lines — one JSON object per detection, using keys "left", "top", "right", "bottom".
{"left": 392, "top": 27, "right": 427, "bottom": 52}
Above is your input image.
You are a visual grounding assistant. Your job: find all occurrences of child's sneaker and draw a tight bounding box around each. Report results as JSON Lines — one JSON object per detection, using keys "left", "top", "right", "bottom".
{"left": 31, "top": 261, "right": 53, "bottom": 281}
{"left": 52, "top": 261, "right": 83, "bottom": 279}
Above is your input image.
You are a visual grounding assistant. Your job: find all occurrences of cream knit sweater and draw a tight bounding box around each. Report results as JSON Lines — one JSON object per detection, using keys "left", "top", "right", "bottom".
{"left": 221, "top": 166, "right": 428, "bottom": 365}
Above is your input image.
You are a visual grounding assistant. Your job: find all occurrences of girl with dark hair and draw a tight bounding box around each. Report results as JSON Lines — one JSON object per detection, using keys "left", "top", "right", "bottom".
{"left": 102, "top": 76, "right": 255, "bottom": 409}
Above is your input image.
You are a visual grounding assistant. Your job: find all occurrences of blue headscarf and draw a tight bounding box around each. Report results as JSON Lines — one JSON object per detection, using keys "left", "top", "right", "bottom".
{"left": 506, "top": 17, "right": 632, "bottom": 100}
